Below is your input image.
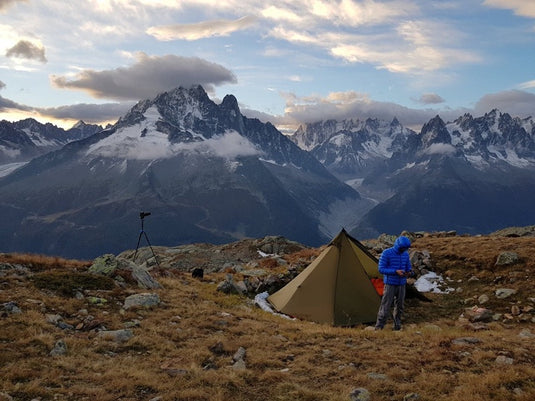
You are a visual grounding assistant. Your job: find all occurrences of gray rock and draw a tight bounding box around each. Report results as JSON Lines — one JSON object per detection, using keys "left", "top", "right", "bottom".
{"left": 89, "top": 254, "right": 118, "bottom": 275}
{"left": 452, "top": 337, "right": 481, "bottom": 345}
{"left": 232, "top": 346, "right": 247, "bottom": 363}
{"left": 404, "top": 394, "right": 420, "bottom": 401}
{"left": 495, "top": 288, "right": 517, "bottom": 299}
{"left": 367, "top": 372, "right": 387, "bottom": 380}
{"left": 495, "top": 355, "right": 513, "bottom": 365}
{"left": 232, "top": 359, "right": 247, "bottom": 370}
{"left": 49, "top": 339, "right": 67, "bottom": 356}
{"left": 349, "top": 387, "right": 370, "bottom": 401}
{"left": 518, "top": 329, "right": 535, "bottom": 339}
{"left": 463, "top": 306, "right": 493, "bottom": 323}
{"left": 131, "top": 264, "right": 162, "bottom": 289}
{"left": 124, "top": 293, "right": 160, "bottom": 310}
{"left": 98, "top": 329, "right": 133, "bottom": 343}
{"left": 478, "top": 294, "right": 489, "bottom": 304}
{"left": 495, "top": 252, "right": 519, "bottom": 266}
{"left": 1, "top": 301, "right": 21, "bottom": 314}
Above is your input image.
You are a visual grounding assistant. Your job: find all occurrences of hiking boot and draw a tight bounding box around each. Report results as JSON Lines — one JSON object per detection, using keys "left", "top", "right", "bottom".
{"left": 393, "top": 326, "right": 401, "bottom": 331}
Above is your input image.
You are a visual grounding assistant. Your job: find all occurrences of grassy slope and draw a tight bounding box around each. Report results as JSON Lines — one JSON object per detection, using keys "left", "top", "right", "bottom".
{"left": 1, "top": 235, "right": 534, "bottom": 401}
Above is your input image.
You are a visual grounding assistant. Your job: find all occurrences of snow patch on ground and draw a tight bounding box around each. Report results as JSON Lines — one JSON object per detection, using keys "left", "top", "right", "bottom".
{"left": 254, "top": 292, "right": 294, "bottom": 319}
{"left": 414, "top": 272, "right": 454, "bottom": 294}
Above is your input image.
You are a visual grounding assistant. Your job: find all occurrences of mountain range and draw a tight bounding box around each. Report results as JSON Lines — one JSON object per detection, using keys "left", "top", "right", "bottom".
{"left": 0, "top": 85, "right": 534, "bottom": 258}
{"left": 291, "top": 110, "right": 535, "bottom": 238}
{"left": 0, "top": 86, "right": 362, "bottom": 258}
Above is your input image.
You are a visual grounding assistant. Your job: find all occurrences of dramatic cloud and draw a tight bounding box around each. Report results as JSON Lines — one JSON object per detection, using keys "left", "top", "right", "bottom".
{"left": 0, "top": 94, "right": 32, "bottom": 112}
{"left": 147, "top": 16, "right": 256, "bottom": 41}
{"left": 5, "top": 40, "right": 47, "bottom": 63}
{"left": 474, "top": 90, "right": 535, "bottom": 118}
{"left": 38, "top": 102, "right": 134, "bottom": 124}
{"left": 483, "top": 0, "right": 535, "bottom": 18}
{"left": 415, "top": 93, "right": 445, "bottom": 105}
{"left": 271, "top": 20, "right": 479, "bottom": 74}
{"left": 0, "top": 0, "right": 26, "bottom": 12}
{"left": 50, "top": 53, "right": 237, "bottom": 100}
{"left": 273, "top": 90, "right": 469, "bottom": 132}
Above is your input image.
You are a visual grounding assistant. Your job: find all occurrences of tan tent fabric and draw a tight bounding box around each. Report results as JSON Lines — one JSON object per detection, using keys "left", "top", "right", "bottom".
{"left": 267, "top": 229, "right": 382, "bottom": 326}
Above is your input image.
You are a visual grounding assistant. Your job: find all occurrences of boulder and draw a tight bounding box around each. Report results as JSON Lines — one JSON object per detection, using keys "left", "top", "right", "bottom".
{"left": 88, "top": 254, "right": 118, "bottom": 275}
{"left": 49, "top": 339, "right": 67, "bottom": 356}
{"left": 98, "top": 329, "right": 133, "bottom": 343}
{"left": 90, "top": 254, "right": 161, "bottom": 289}
{"left": 349, "top": 388, "right": 370, "bottom": 401}
{"left": 495, "top": 252, "right": 519, "bottom": 266}
{"left": 124, "top": 293, "right": 160, "bottom": 310}
{"left": 463, "top": 306, "right": 493, "bottom": 323}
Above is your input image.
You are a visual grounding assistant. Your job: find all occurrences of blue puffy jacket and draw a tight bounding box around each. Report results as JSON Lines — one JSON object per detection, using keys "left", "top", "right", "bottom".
{"left": 378, "top": 236, "right": 412, "bottom": 286}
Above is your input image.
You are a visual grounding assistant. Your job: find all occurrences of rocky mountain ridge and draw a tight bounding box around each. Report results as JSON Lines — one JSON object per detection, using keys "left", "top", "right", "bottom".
{"left": 0, "top": 118, "right": 102, "bottom": 164}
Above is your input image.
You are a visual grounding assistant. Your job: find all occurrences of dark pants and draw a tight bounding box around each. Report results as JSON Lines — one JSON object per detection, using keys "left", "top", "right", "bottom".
{"left": 375, "top": 284, "right": 406, "bottom": 330}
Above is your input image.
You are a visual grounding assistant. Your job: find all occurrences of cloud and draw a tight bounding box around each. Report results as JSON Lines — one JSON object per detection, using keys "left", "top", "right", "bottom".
{"left": 0, "top": 94, "right": 32, "bottom": 112}
{"left": 415, "top": 93, "right": 445, "bottom": 105}
{"left": 425, "top": 143, "right": 456, "bottom": 155}
{"left": 474, "top": 90, "right": 535, "bottom": 118}
{"left": 0, "top": 0, "right": 26, "bottom": 12}
{"left": 270, "top": 20, "right": 479, "bottom": 74}
{"left": 483, "top": 0, "right": 535, "bottom": 18}
{"left": 5, "top": 40, "right": 47, "bottom": 63}
{"left": 518, "top": 80, "right": 535, "bottom": 90}
{"left": 147, "top": 16, "right": 256, "bottom": 41}
{"left": 38, "top": 102, "right": 134, "bottom": 124}
{"left": 50, "top": 53, "right": 237, "bottom": 100}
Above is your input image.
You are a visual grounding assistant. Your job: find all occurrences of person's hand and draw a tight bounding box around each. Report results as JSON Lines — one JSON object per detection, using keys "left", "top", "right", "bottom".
{"left": 396, "top": 270, "right": 405, "bottom": 276}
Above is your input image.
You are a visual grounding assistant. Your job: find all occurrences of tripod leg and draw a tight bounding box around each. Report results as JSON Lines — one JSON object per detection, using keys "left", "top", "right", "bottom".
{"left": 143, "top": 231, "right": 160, "bottom": 267}
{"left": 134, "top": 231, "right": 144, "bottom": 261}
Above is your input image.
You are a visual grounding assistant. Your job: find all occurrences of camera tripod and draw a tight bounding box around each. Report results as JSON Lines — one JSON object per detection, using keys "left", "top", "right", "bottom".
{"left": 133, "top": 211, "right": 160, "bottom": 267}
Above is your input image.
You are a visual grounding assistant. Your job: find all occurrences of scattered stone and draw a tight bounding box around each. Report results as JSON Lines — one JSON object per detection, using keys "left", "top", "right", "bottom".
{"left": 423, "top": 324, "right": 442, "bottom": 331}
{"left": 1, "top": 301, "right": 21, "bottom": 315}
{"left": 123, "top": 293, "right": 160, "bottom": 310}
{"left": 49, "top": 339, "right": 67, "bottom": 356}
{"left": 0, "top": 391, "right": 14, "bottom": 401}
{"left": 452, "top": 337, "right": 481, "bottom": 346}
{"left": 463, "top": 306, "right": 493, "bottom": 323}
{"left": 495, "top": 288, "right": 517, "bottom": 299}
{"left": 403, "top": 393, "right": 420, "bottom": 401}
{"left": 97, "top": 329, "right": 133, "bottom": 343}
{"left": 87, "top": 296, "right": 107, "bottom": 305}
{"left": 232, "top": 346, "right": 246, "bottom": 362}
{"left": 495, "top": 252, "right": 519, "bottom": 266}
{"left": 349, "top": 387, "right": 370, "bottom": 401}
{"left": 518, "top": 329, "right": 535, "bottom": 339}
{"left": 511, "top": 305, "right": 521, "bottom": 316}
{"left": 495, "top": 355, "right": 513, "bottom": 365}
{"left": 367, "top": 372, "right": 387, "bottom": 380}
{"left": 478, "top": 294, "right": 489, "bottom": 304}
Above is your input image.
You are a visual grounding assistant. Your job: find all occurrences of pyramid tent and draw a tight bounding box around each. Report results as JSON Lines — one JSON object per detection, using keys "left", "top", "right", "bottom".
{"left": 267, "top": 229, "right": 382, "bottom": 326}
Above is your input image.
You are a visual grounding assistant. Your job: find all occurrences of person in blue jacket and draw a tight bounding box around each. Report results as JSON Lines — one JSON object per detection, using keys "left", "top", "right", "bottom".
{"left": 375, "top": 235, "right": 413, "bottom": 330}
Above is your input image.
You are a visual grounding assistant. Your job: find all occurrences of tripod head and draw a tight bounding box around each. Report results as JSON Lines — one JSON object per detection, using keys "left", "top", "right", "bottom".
{"left": 140, "top": 211, "right": 151, "bottom": 219}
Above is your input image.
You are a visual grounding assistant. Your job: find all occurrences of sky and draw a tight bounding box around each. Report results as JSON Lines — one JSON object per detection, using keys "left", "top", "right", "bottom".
{"left": 0, "top": 0, "right": 534, "bottom": 134}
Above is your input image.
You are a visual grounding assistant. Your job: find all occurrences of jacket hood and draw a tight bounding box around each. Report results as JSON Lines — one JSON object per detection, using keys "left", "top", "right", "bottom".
{"left": 394, "top": 236, "right": 411, "bottom": 252}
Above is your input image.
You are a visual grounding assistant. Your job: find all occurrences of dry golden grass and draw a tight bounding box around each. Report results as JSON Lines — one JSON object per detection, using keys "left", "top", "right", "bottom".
{"left": 1, "top": 235, "right": 535, "bottom": 400}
